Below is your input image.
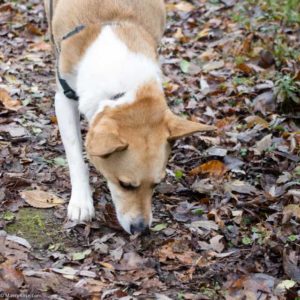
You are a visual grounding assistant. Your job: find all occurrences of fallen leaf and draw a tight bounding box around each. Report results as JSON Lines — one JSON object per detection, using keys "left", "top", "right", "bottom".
{"left": 253, "top": 91, "right": 276, "bottom": 115}
{"left": 52, "top": 267, "right": 78, "bottom": 279}
{"left": 26, "top": 23, "right": 43, "bottom": 36}
{"left": 283, "top": 249, "right": 300, "bottom": 283}
{"left": 72, "top": 249, "right": 92, "bottom": 261}
{"left": 20, "top": 190, "right": 65, "bottom": 208}
{"left": 245, "top": 116, "right": 269, "bottom": 129}
{"left": 0, "top": 88, "right": 22, "bottom": 111}
{"left": 203, "top": 60, "right": 224, "bottom": 72}
{"left": 236, "top": 63, "right": 254, "bottom": 75}
{"left": 225, "top": 273, "right": 275, "bottom": 299}
{"left": 156, "top": 240, "right": 197, "bottom": 265}
{"left": 117, "top": 252, "right": 145, "bottom": 271}
{"left": 180, "top": 59, "right": 190, "bottom": 73}
{"left": 151, "top": 223, "right": 168, "bottom": 232}
{"left": 175, "top": 2, "right": 195, "bottom": 12}
{"left": 225, "top": 180, "right": 257, "bottom": 195}
{"left": 0, "top": 259, "right": 24, "bottom": 293}
{"left": 223, "top": 156, "right": 244, "bottom": 171}
{"left": 192, "top": 178, "right": 214, "bottom": 193}
{"left": 190, "top": 160, "right": 227, "bottom": 177}
{"left": 0, "top": 124, "right": 29, "bottom": 137}
{"left": 276, "top": 279, "right": 296, "bottom": 291}
{"left": 206, "top": 147, "right": 228, "bottom": 157}
{"left": 258, "top": 50, "right": 275, "bottom": 68}
{"left": 282, "top": 204, "right": 300, "bottom": 223}
{"left": 6, "top": 235, "right": 32, "bottom": 249}
{"left": 190, "top": 220, "right": 219, "bottom": 231}
{"left": 254, "top": 134, "right": 273, "bottom": 155}
{"left": 210, "top": 235, "right": 225, "bottom": 253}
{"left": 277, "top": 172, "right": 292, "bottom": 184}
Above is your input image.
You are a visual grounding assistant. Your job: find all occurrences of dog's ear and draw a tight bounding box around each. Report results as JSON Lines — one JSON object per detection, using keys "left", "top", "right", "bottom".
{"left": 165, "top": 110, "right": 216, "bottom": 141}
{"left": 86, "top": 119, "right": 128, "bottom": 158}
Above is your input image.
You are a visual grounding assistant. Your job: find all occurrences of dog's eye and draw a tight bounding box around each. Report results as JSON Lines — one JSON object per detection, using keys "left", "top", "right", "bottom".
{"left": 119, "top": 180, "right": 137, "bottom": 191}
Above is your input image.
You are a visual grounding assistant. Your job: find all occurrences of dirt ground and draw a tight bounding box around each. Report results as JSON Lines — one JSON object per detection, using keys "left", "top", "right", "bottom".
{"left": 0, "top": 0, "right": 300, "bottom": 299}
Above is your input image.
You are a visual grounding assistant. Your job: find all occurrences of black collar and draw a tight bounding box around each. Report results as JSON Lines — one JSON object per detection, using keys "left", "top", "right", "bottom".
{"left": 56, "top": 23, "right": 125, "bottom": 102}
{"left": 56, "top": 25, "right": 86, "bottom": 101}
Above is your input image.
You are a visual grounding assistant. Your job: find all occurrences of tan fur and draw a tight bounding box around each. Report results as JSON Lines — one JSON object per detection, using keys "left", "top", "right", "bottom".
{"left": 44, "top": 0, "right": 165, "bottom": 74}
{"left": 86, "top": 82, "right": 215, "bottom": 224}
{"left": 86, "top": 82, "right": 170, "bottom": 224}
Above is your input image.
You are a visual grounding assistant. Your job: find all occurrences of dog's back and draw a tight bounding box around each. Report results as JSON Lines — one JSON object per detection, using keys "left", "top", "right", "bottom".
{"left": 44, "top": 0, "right": 165, "bottom": 46}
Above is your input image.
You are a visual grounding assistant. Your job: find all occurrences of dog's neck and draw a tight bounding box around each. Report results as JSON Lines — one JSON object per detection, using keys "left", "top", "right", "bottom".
{"left": 58, "top": 22, "right": 162, "bottom": 121}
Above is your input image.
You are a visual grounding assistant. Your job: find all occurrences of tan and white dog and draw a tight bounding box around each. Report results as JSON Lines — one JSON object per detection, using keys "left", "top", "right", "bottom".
{"left": 44, "top": 0, "right": 215, "bottom": 234}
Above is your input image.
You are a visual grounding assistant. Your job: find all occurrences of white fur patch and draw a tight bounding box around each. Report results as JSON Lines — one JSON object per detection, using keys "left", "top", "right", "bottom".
{"left": 55, "top": 92, "right": 95, "bottom": 223}
{"left": 76, "top": 26, "right": 162, "bottom": 121}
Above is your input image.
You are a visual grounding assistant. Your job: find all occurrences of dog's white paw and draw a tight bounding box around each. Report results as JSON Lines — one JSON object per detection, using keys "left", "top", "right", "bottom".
{"left": 67, "top": 194, "right": 95, "bottom": 223}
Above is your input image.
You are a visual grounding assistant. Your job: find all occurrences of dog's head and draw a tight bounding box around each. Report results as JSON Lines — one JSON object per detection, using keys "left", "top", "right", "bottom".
{"left": 86, "top": 83, "right": 215, "bottom": 234}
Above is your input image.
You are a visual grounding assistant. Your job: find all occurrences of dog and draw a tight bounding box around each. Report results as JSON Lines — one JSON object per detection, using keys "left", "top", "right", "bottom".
{"left": 44, "top": 0, "right": 215, "bottom": 234}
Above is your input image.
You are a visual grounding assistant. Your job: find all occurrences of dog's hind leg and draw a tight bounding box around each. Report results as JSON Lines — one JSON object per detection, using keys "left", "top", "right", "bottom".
{"left": 55, "top": 91, "right": 95, "bottom": 222}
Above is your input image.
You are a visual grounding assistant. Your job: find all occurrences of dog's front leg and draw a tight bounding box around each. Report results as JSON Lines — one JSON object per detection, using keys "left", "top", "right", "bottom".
{"left": 55, "top": 91, "right": 95, "bottom": 222}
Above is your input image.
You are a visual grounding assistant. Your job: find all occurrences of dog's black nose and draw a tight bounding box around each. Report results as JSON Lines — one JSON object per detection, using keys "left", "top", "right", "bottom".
{"left": 130, "top": 218, "right": 148, "bottom": 234}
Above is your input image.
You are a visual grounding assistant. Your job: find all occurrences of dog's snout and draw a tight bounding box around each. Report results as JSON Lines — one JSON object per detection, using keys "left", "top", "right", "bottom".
{"left": 130, "top": 218, "right": 148, "bottom": 234}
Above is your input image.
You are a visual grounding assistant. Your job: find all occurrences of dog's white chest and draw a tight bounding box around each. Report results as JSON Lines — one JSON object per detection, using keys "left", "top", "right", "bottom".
{"left": 76, "top": 26, "right": 161, "bottom": 121}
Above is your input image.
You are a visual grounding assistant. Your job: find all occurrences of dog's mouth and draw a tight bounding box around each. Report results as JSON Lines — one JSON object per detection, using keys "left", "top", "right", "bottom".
{"left": 115, "top": 210, "right": 152, "bottom": 235}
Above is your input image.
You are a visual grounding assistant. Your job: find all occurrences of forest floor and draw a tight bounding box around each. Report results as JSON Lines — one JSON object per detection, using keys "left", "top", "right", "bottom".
{"left": 0, "top": 0, "right": 300, "bottom": 299}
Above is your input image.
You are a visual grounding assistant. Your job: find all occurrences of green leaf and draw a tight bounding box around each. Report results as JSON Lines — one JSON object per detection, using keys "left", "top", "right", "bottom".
{"left": 175, "top": 169, "right": 184, "bottom": 180}
{"left": 251, "top": 226, "right": 259, "bottom": 233}
{"left": 294, "top": 166, "right": 300, "bottom": 176}
{"left": 32, "top": 127, "right": 42, "bottom": 135}
{"left": 242, "top": 236, "right": 252, "bottom": 245}
{"left": 180, "top": 60, "right": 190, "bottom": 73}
{"left": 151, "top": 223, "right": 167, "bottom": 232}
{"left": 72, "top": 249, "right": 91, "bottom": 261}
{"left": 22, "top": 98, "right": 31, "bottom": 106}
{"left": 277, "top": 279, "right": 296, "bottom": 290}
{"left": 53, "top": 157, "right": 68, "bottom": 167}
{"left": 193, "top": 208, "right": 204, "bottom": 215}
{"left": 288, "top": 235, "right": 297, "bottom": 242}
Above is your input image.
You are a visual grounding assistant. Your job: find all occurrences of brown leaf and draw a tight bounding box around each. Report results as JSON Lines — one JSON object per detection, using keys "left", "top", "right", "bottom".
{"left": 0, "top": 3, "right": 14, "bottom": 12}
{"left": 0, "top": 88, "right": 22, "bottom": 111}
{"left": 238, "top": 33, "right": 254, "bottom": 54}
{"left": 175, "top": 2, "right": 195, "bottom": 12}
{"left": 258, "top": 50, "right": 275, "bottom": 68}
{"left": 156, "top": 240, "right": 198, "bottom": 265}
{"left": 29, "top": 41, "right": 52, "bottom": 52}
{"left": 245, "top": 116, "right": 269, "bottom": 129}
{"left": 190, "top": 160, "right": 227, "bottom": 177}
{"left": 282, "top": 204, "right": 300, "bottom": 223}
{"left": 0, "top": 259, "right": 24, "bottom": 293}
{"left": 20, "top": 190, "right": 65, "bottom": 208}
{"left": 236, "top": 63, "right": 254, "bottom": 75}
{"left": 26, "top": 23, "right": 43, "bottom": 36}
{"left": 225, "top": 273, "right": 275, "bottom": 299}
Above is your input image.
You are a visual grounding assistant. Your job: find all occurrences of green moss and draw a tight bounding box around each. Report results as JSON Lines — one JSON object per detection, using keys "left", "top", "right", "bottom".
{"left": 2, "top": 211, "right": 15, "bottom": 221}
{"left": 5, "top": 208, "right": 65, "bottom": 249}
